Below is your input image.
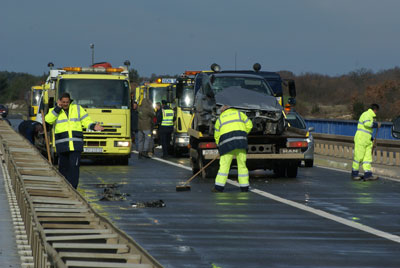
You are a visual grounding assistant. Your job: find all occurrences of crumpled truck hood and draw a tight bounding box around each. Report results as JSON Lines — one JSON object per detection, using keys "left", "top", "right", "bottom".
{"left": 215, "top": 86, "right": 282, "bottom": 112}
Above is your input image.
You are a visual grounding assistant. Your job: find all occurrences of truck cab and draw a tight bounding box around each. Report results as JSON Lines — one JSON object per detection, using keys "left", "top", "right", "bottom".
{"left": 41, "top": 63, "right": 132, "bottom": 165}
{"left": 172, "top": 73, "right": 196, "bottom": 155}
{"left": 28, "top": 85, "right": 43, "bottom": 121}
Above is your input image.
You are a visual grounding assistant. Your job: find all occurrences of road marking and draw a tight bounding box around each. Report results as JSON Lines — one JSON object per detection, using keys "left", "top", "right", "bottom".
{"left": 151, "top": 154, "right": 400, "bottom": 244}
{"left": 132, "top": 151, "right": 192, "bottom": 171}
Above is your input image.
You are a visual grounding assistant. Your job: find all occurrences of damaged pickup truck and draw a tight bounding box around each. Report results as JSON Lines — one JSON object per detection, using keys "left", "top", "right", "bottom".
{"left": 189, "top": 64, "right": 309, "bottom": 179}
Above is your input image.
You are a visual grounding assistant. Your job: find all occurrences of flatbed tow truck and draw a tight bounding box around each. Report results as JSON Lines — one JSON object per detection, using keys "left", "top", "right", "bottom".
{"left": 189, "top": 64, "right": 309, "bottom": 179}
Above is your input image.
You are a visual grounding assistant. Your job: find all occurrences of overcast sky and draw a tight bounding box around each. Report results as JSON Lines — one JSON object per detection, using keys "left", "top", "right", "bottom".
{"left": 2, "top": 0, "right": 400, "bottom": 77}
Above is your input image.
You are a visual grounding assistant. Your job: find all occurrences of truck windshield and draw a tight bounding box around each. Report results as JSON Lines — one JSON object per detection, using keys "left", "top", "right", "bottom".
{"left": 179, "top": 87, "right": 194, "bottom": 108}
{"left": 58, "top": 79, "right": 130, "bottom": 109}
{"left": 31, "top": 89, "right": 42, "bottom": 106}
{"left": 212, "top": 76, "right": 274, "bottom": 96}
{"left": 149, "top": 86, "right": 169, "bottom": 106}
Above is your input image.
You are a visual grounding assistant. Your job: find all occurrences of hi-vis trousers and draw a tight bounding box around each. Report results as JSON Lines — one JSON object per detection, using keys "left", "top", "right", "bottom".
{"left": 352, "top": 141, "right": 373, "bottom": 174}
{"left": 215, "top": 149, "right": 249, "bottom": 188}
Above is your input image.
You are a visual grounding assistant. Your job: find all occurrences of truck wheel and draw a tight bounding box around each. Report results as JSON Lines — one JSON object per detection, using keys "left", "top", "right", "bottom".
{"left": 191, "top": 157, "right": 199, "bottom": 175}
{"left": 273, "top": 166, "right": 286, "bottom": 178}
{"left": 117, "top": 156, "right": 129, "bottom": 165}
{"left": 287, "top": 164, "right": 298, "bottom": 178}
{"left": 199, "top": 157, "right": 218, "bottom": 179}
{"left": 305, "top": 160, "right": 314, "bottom": 168}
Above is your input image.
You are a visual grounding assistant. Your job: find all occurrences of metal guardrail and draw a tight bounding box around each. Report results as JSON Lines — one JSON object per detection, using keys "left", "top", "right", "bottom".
{"left": 0, "top": 120, "right": 163, "bottom": 268}
{"left": 305, "top": 118, "right": 395, "bottom": 140}
{"left": 313, "top": 133, "right": 400, "bottom": 166}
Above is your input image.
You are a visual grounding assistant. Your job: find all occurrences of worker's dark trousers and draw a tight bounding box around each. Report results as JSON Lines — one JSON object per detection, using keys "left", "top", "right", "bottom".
{"left": 159, "top": 126, "right": 173, "bottom": 157}
{"left": 58, "top": 151, "right": 81, "bottom": 189}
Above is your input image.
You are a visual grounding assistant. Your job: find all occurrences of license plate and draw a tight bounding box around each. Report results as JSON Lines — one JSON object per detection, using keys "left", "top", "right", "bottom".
{"left": 84, "top": 147, "right": 103, "bottom": 153}
{"left": 280, "top": 148, "right": 301, "bottom": 154}
{"left": 202, "top": 149, "right": 218, "bottom": 155}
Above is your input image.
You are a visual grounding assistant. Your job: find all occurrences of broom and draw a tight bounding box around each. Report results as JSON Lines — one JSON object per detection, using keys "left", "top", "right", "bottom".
{"left": 176, "top": 155, "right": 219, "bottom": 191}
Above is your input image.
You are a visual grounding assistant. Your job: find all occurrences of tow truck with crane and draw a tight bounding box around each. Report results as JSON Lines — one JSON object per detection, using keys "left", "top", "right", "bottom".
{"left": 188, "top": 63, "right": 310, "bottom": 179}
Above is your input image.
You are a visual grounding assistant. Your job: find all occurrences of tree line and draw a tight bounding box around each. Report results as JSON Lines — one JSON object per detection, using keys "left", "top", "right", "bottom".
{"left": 1, "top": 66, "right": 400, "bottom": 121}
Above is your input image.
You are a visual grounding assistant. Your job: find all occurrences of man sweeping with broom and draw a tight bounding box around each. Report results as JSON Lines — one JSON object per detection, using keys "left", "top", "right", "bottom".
{"left": 212, "top": 105, "right": 253, "bottom": 192}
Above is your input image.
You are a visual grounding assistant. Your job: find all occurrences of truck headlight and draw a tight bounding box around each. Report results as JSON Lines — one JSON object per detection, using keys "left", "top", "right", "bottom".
{"left": 176, "top": 137, "right": 189, "bottom": 144}
{"left": 114, "top": 141, "right": 130, "bottom": 147}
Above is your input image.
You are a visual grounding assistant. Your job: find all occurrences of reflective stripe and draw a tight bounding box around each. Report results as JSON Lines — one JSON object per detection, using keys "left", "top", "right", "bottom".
{"left": 353, "top": 160, "right": 360, "bottom": 164}
{"left": 244, "top": 118, "right": 249, "bottom": 123}
{"left": 69, "top": 118, "right": 80, "bottom": 122}
{"left": 55, "top": 137, "right": 83, "bottom": 144}
{"left": 52, "top": 110, "right": 58, "bottom": 117}
{"left": 363, "top": 161, "right": 372, "bottom": 164}
{"left": 219, "top": 119, "right": 244, "bottom": 128}
{"left": 81, "top": 113, "right": 88, "bottom": 120}
{"left": 359, "top": 120, "right": 371, "bottom": 124}
{"left": 77, "top": 105, "right": 80, "bottom": 120}
{"left": 218, "top": 136, "right": 247, "bottom": 147}
{"left": 239, "top": 183, "right": 249, "bottom": 187}
{"left": 165, "top": 113, "right": 173, "bottom": 116}
{"left": 238, "top": 173, "right": 249, "bottom": 177}
{"left": 56, "top": 119, "right": 68, "bottom": 124}
{"left": 217, "top": 172, "right": 229, "bottom": 177}
{"left": 215, "top": 182, "right": 226, "bottom": 187}
{"left": 357, "top": 128, "right": 372, "bottom": 135}
{"left": 218, "top": 118, "right": 222, "bottom": 127}
{"left": 215, "top": 128, "right": 220, "bottom": 132}
{"left": 238, "top": 111, "right": 241, "bottom": 121}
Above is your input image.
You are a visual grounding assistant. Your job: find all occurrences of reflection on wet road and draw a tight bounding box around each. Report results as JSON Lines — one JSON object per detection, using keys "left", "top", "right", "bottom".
{"left": 76, "top": 153, "right": 400, "bottom": 268}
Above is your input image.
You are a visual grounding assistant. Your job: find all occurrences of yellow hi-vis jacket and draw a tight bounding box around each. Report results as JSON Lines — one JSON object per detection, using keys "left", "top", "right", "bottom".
{"left": 161, "top": 108, "right": 174, "bottom": 127}
{"left": 214, "top": 108, "right": 253, "bottom": 155}
{"left": 45, "top": 102, "right": 94, "bottom": 153}
{"left": 354, "top": 108, "right": 377, "bottom": 146}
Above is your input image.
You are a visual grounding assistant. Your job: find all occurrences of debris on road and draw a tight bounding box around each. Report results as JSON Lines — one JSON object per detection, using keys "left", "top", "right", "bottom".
{"left": 131, "top": 200, "right": 166, "bottom": 208}
{"left": 99, "top": 187, "right": 130, "bottom": 201}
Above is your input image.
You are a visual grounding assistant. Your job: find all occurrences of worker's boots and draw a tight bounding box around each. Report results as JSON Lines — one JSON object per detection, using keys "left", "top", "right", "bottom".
{"left": 211, "top": 185, "right": 224, "bottom": 193}
{"left": 351, "top": 171, "right": 363, "bottom": 181}
{"left": 363, "top": 172, "right": 379, "bottom": 181}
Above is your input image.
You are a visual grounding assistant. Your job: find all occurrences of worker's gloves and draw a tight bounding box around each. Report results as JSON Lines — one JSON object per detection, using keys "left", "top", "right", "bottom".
{"left": 372, "top": 122, "right": 381, "bottom": 128}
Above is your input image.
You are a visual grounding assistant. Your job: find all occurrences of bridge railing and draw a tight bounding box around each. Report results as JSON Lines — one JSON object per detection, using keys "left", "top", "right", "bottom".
{"left": 313, "top": 133, "right": 400, "bottom": 166}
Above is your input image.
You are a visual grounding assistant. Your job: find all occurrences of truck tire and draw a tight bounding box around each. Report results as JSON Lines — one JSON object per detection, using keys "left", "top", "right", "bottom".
{"left": 273, "top": 165, "right": 286, "bottom": 178}
{"left": 305, "top": 159, "right": 314, "bottom": 168}
{"left": 199, "top": 157, "right": 218, "bottom": 179}
{"left": 116, "top": 156, "right": 129, "bottom": 165}
{"left": 287, "top": 164, "right": 298, "bottom": 178}
{"left": 191, "top": 157, "right": 200, "bottom": 175}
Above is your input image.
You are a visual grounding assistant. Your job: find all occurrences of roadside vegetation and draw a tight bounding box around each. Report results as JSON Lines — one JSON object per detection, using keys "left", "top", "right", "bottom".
{"left": 2, "top": 66, "right": 400, "bottom": 121}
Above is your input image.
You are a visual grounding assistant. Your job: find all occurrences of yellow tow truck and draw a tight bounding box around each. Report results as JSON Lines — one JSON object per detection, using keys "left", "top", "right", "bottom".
{"left": 135, "top": 78, "right": 176, "bottom": 148}
{"left": 41, "top": 62, "right": 132, "bottom": 164}
{"left": 172, "top": 71, "right": 197, "bottom": 155}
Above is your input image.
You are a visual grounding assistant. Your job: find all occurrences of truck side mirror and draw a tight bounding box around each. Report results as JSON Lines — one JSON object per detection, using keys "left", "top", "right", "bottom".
{"left": 392, "top": 116, "right": 400, "bottom": 139}
{"left": 288, "top": 79, "right": 296, "bottom": 98}
{"left": 176, "top": 81, "right": 183, "bottom": 99}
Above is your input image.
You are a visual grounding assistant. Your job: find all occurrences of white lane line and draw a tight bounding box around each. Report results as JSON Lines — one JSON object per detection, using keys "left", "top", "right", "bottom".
{"left": 132, "top": 150, "right": 192, "bottom": 171}
{"left": 314, "top": 164, "right": 400, "bottom": 183}
{"left": 152, "top": 155, "right": 400, "bottom": 244}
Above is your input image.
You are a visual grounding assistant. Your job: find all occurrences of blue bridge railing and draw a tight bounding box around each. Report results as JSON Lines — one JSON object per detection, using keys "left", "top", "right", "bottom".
{"left": 304, "top": 118, "right": 394, "bottom": 140}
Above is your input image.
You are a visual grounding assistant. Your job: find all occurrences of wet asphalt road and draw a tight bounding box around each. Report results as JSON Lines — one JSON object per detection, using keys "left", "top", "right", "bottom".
{"left": 77, "top": 153, "right": 400, "bottom": 268}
